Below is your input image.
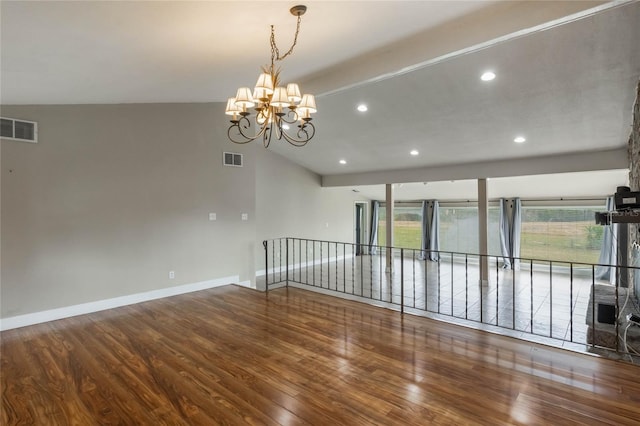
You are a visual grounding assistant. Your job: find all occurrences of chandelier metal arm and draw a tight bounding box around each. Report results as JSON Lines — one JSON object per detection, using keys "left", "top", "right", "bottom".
{"left": 227, "top": 115, "right": 269, "bottom": 144}
{"left": 279, "top": 108, "right": 300, "bottom": 124}
{"left": 278, "top": 120, "right": 315, "bottom": 147}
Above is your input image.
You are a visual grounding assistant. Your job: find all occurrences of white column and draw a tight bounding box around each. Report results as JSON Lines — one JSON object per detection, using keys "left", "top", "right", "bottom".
{"left": 386, "top": 184, "right": 394, "bottom": 272}
{"left": 478, "top": 178, "right": 489, "bottom": 284}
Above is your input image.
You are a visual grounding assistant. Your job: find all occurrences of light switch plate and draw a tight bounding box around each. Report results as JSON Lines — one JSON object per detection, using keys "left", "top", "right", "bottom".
{"left": 209, "top": 213, "right": 216, "bottom": 221}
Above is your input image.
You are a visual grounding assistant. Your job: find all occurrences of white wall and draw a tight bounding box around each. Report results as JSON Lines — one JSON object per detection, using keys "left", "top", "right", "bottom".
{"left": 253, "top": 148, "right": 368, "bottom": 288}
{"left": 0, "top": 103, "right": 363, "bottom": 320}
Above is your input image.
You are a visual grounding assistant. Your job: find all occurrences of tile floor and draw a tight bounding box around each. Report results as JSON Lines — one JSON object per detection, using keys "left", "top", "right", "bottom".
{"left": 271, "top": 250, "right": 606, "bottom": 347}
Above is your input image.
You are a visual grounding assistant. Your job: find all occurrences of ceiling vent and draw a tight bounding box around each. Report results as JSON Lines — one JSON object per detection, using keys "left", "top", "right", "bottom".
{"left": 1, "top": 117, "right": 38, "bottom": 143}
{"left": 223, "top": 152, "right": 243, "bottom": 167}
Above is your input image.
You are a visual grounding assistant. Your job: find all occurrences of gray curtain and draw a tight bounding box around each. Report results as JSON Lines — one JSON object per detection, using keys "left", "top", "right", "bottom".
{"left": 420, "top": 200, "right": 429, "bottom": 260}
{"left": 369, "top": 200, "right": 380, "bottom": 255}
{"left": 429, "top": 201, "right": 440, "bottom": 261}
{"left": 499, "top": 198, "right": 512, "bottom": 269}
{"left": 596, "top": 196, "right": 616, "bottom": 283}
{"left": 511, "top": 198, "right": 522, "bottom": 270}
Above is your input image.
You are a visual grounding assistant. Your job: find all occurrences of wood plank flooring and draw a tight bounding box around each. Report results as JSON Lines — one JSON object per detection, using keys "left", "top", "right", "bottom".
{"left": 2, "top": 285, "right": 640, "bottom": 425}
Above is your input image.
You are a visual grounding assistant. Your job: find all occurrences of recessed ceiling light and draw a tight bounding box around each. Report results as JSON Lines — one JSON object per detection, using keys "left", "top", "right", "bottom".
{"left": 339, "top": 159, "right": 347, "bottom": 165}
{"left": 480, "top": 71, "right": 496, "bottom": 81}
{"left": 357, "top": 104, "right": 368, "bottom": 112}
{"left": 282, "top": 124, "right": 290, "bottom": 130}
{"left": 410, "top": 150, "right": 419, "bottom": 156}
{"left": 514, "top": 136, "right": 526, "bottom": 143}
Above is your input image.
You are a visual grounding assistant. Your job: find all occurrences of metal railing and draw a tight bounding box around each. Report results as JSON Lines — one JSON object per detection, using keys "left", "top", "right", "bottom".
{"left": 262, "top": 238, "right": 640, "bottom": 361}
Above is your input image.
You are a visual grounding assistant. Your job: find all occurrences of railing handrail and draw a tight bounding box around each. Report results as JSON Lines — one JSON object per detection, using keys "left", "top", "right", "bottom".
{"left": 262, "top": 236, "right": 639, "bottom": 271}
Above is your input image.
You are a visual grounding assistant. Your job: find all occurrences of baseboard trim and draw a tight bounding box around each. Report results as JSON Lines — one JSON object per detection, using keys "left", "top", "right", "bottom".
{"left": 0, "top": 275, "right": 239, "bottom": 331}
{"left": 236, "top": 280, "right": 254, "bottom": 289}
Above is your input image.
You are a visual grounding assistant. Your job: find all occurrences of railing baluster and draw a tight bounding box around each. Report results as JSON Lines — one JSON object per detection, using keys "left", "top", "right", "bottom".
{"left": 369, "top": 248, "right": 378, "bottom": 300}
{"left": 570, "top": 263, "right": 574, "bottom": 342}
{"left": 530, "top": 259, "right": 534, "bottom": 335}
{"left": 279, "top": 238, "right": 282, "bottom": 282}
{"left": 451, "top": 252, "right": 454, "bottom": 317}
{"left": 335, "top": 242, "right": 338, "bottom": 291}
{"left": 400, "top": 248, "right": 404, "bottom": 313}
{"left": 320, "top": 241, "right": 323, "bottom": 288}
{"left": 286, "top": 237, "right": 289, "bottom": 287}
{"left": 549, "top": 261, "right": 553, "bottom": 338}
{"left": 327, "top": 241, "right": 330, "bottom": 290}
{"left": 412, "top": 250, "right": 416, "bottom": 309}
{"left": 425, "top": 252, "right": 429, "bottom": 312}
{"left": 343, "top": 243, "right": 347, "bottom": 292}
{"left": 591, "top": 265, "right": 595, "bottom": 350}
{"left": 360, "top": 243, "right": 364, "bottom": 297}
{"left": 496, "top": 255, "right": 499, "bottom": 326}
{"left": 465, "top": 254, "right": 468, "bottom": 320}
{"left": 480, "top": 254, "right": 484, "bottom": 324}
{"left": 378, "top": 247, "right": 382, "bottom": 299}
{"left": 437, "top": 255, "right": 441, "bottom": 314}
{"left": 615, "top": 264, "right": 619, "bottom": 353}
{"left": 298, "top": 239, "right": 301, "bottom": 282}
{"left": 351, "top": 243, "right": 355, "bottom": 295}
{"left": 512, "top": 257, "right": 516, "bottom": 330}
{"left": 264, "top": 240, "right": 269, "bottom": 291}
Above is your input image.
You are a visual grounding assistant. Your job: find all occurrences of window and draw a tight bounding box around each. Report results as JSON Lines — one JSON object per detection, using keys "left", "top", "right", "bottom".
{"left": 377, "top": 204, "right": 422, "bottom": 249}
{"left": 440, "top": 206, "right": 478, "bottom": 254}
{"left": 439, "top": 204, "right": 500, "bottom": 255}
{"left": 394, "top": 205, "right": 422, "bottom": 249}
{"left": 520, "top": 206, "right": 604, "bottom": 264}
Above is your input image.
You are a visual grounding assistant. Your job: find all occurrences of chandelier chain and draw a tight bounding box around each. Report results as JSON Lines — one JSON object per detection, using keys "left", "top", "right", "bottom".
{"left": 270, "top": 14, "right": 302, "bottom": 65}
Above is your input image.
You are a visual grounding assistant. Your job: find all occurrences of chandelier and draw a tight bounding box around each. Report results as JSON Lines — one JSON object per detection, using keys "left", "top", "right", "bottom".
{"left": 225, "top": 5, "right": 317, "bottom": 148}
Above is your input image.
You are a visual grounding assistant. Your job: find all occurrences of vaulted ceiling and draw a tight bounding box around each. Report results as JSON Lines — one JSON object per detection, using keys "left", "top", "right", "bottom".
{"left": 2, "top": 1, "right": 639, "bottom": 181}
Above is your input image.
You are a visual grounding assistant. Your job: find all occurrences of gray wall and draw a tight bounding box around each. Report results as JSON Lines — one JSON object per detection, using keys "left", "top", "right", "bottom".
{"left": 1, "top": 103, "right": 361, "bottom": 318}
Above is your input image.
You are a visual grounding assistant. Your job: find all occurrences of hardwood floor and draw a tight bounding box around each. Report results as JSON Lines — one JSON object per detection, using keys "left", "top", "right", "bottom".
{"left": 2, "top": 285, "right": 640, "bottom": 425}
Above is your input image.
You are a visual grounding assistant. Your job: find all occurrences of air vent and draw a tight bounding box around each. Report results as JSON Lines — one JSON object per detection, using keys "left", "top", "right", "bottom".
{"left": 1, "top": 117, "right": 38, "bottom": 143}
{"left": 223, "top": 152, "right": 243, "bottom": 167}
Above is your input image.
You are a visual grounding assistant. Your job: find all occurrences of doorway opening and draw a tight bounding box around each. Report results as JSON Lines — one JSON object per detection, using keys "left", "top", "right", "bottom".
{"left": 355, "top": 202, "right": 367, "bottom": 255}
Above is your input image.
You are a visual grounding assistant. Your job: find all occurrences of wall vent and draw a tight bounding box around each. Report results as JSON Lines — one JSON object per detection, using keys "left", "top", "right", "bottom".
{"left": 223, "top": 152, "right": 243, "bottom": 167}
{"left": 1, "top": 117, "right": 38, "bottom": 143}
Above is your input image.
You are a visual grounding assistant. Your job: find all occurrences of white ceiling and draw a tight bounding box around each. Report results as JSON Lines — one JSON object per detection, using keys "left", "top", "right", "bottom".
{"left": 0, "top": 1, "right": 495, "bottom": 104}
{"left": 2, "top": 1, "right": 639, "bottom": 180}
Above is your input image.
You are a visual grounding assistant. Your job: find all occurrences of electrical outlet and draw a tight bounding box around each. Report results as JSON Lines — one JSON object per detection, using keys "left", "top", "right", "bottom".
{"left": 241, "top": 213, "right": 248, "bottom": 221}
{"left": 169, "top": 271, "right": 175, "bottom": 279}
{"left": 209, "top": 213, "right": 216, "bottom": 221}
